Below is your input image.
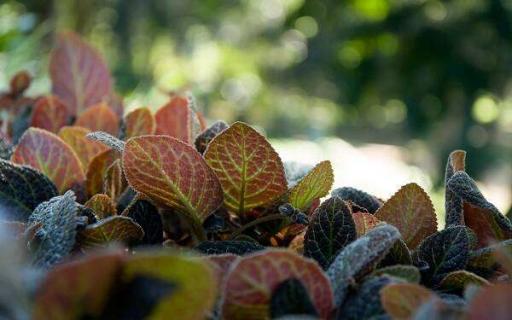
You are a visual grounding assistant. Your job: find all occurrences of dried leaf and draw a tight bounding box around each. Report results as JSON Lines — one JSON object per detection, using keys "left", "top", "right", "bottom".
{"left": 30, "top": 96, "right": 70, "bottom": 133}
{"left": 75, "top": 102, "right": 119, "bottom": 135}
{"left": 222, "top": 249, "right": 333, "bottom": 320}
{"left": 439, "top": 270, "right": 488, "bottom": 292}
{"left": 304, "top": 197, "right": 357, "bottom": 269}
{"left": 77, "top": 216, "right": 144, "bottom": 249}
{"left": 204, "top": 122, "right": 287, "bottom": 216}
{"left": 444, "top": 150, "right": 466, "bottom": 226}
{"left": 0, "top": 159, "right": 58, "bottom": 222}
{"left": 195, "top": 240, "right": 265, "bottom": 255}
{"left": 84, "top": 194, "right": 117, "bottom": 219}
{"left": 375, "top": 183, "right": 437, "bottom": 249}
{"left": 58, "top": 126, "right": 109, "bottom": 167}
{"left": 380, "top": 283, "right": 437, "bottom": 320}
{"left": 352, "top": 211, "right": 381, "bottom": 237}
{"left": 155, "top": 96, "right": 202, "bottom": 144}
{"left": 85, "top": 149, "right": 118, "bottom": 197}
{"left": 86, "top": 131, "right": 125, "bottom": 152}
{"left": 194, "top": 120, "right": 228, "bottom": 154}
{"left": 270, "top": 278, "right": 318, "bottom": 318}
{"left": 289, "top": 160, "right": 333, "bottom": 211}
{"left": 50, "top": 31, "right": 112, "bottom": 115}
{"left": 331, "top": 187, "right": 382, "bottom": 214}
{"left": 123, "top": 107, "right": 155, "bottom": 138}
{"left": 468, "top": 284, "right": 512, "bottom": 320}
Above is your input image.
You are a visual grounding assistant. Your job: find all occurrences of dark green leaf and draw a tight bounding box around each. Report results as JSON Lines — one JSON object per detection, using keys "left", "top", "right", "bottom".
{"left": 270, "top": 278, "right": 318, "bottom": 318}
{"left": 0, "top": 159, "right": 58, "bottom": 222}
{"left": 194, "top": 120, "right": 228, "bottom": 154}
{"left": 0, "top": 138, "right": 13, "bottom": 160}
{"left": 372, "top": 265, "right": 421, "bottom": 283}
{"left": 125, "top": 199, "right": 163, "bottom": 245}
{"left": 304, "top": 197, "right": 357, "bottom": 269}
{"left": 444, "top": 150, "right": 465, "bottom": 226}
{"left": 195, "top": 240, "right": 265, "bottom": 255}
{"left": 331, "top": 187, "right": 381, "bottom": 214}
{"left": 467, "top": 239, "right": 512, "bottom": 276}
{"left": 378, "top": 238, "right": 413, "bottom": 267}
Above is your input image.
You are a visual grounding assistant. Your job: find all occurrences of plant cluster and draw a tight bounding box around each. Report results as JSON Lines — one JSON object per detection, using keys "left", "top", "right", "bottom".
{"left": 1, "top": 32, "right": 512, "bottom": 320}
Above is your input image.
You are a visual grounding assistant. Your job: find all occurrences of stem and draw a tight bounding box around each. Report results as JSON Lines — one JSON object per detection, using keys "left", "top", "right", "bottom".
{"left": 230, "top": 214, "right": 288, "bottom": 239}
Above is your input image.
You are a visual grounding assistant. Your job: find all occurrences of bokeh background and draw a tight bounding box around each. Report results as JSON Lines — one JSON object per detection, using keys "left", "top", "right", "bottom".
{"left": 1, "top": 0, "right": 511, "bottom": 222}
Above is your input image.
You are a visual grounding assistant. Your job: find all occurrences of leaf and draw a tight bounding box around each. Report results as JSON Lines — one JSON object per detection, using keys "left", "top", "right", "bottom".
{"left": 270, "top": 278, "right": 318, "bottom": 318}
{"left": 9, "top": 70, "right": 31, "bottom": 97}
{"left": 415, "top": 226, "right": 476, "bottom": 285}
{"left": 331, "top": 187, "right": 382, "bottom": 214}
{"left": 75, "top": 102, "right": 120, "bottom": 135}
{"left": 447, "top": 171, "right": 512, "bottom": 247}
{"left": 380, "top": 283, "right": 437, "bottom": 320}
{"left": 413, "top": 299, "right": 465, "bottom": 320}
{"left": 352, "top": 211, "right": 381, "bottom": 237}
{"left": 467, "top": 239, "right": 512, "bottom": 275}
{"left": 11, "top": 128, "right": 85, "bottom": 194}
{"left": 30, "top": 96, "right": 70, "bottom": 133}
{"left": 124, "top": 199, "right": 164, "bottom": 245}
{"left": 86, "top": 131, "right": 125, "bottom": 153}
{"left": 123, "top": 135, "right": 223, "bottom": 223}
{"left": 28, "top": 191, "right": 78, "bottom": 268}
{"left": 375, "top": 183, "right": 437, "bottom": 249}
{"left": 222, "top": 249, "right": 333, "bottom": 320}
{"left": 33, "top": 252, "right": 123, "bottom": 320}
{"left": 123, "top": 107, "right": 155, "bottom": 138}
{"left": 50, "top": 31, "right": 113, "bottom": 116}
{"left": 439, "top": 270, "right": 488, "bottom": 292}
{"left": 102, "top": 159, "right": 127, "bottom": 201}
{"left": 284, "top": 161, "right": 314, "bottom": 188}
{"left": 77, "top": 215, "right": 144, "bottom": 249}
{"left": 326, "top": 224, "right": 400, "bottom": 307}
{"left": 372, "top": 265, "right": 421, "bottom": 283}
{"left": 204, "top": 122, "right": 287, "bottom": 216}
{"left": 84, "top": 194, "right": 117, "bottom": 219}
{"left": 195, "top": 240, "right": 265, "bottom": 255}
{"left": 202, "top": 253, "right": 240, "bottom": 286}
{"left": 304, "top": 197, "right": 357, "bottom": 269}
{"left": 194, "top": 120, "right": 228, "bottom": 154}
{"left": 154, "top": 95, "right": 202, "bottom": 144}
{"left": 444, "top": 150, "right": 466, "bottom": 226}
{"left": 121, "top": 252, "right": 217, "bottom": 320}
{"left": 468, "top": 284, "right": 512, "bottom": 320}
{"left": 0, "top": 159, "right": 58, "bottom": 222}
{"left": 85, "top": 149, "right": 118, "bottom": 197}
{"left": 289, "top": 160, "right": 334, "bottom": 211}
{"left": 378, "top": 239, "right": 413, "bottom": 267}
{"left": 58, "top": 126, "right": 109, "bottom": 167}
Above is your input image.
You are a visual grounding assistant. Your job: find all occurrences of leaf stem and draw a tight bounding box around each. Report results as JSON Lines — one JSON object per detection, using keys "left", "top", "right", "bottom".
{"left": 230, "top": 214, "right": 288, "bottom": 239}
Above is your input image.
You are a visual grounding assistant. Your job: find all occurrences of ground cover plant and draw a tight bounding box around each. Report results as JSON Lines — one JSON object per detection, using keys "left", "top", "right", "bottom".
{"left": 1, "top": 32, "right": 512, "bottom": 320}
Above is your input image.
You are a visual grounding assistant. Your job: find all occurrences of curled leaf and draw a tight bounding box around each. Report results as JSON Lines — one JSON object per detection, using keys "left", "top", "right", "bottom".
{"left": 30, "top": 96, "right": 70, "bottom": 133}
{"left": 75, "top": 102, "right": 119, "bottom": 135}
{"left": 289, "top": 160, "right": 333, "bottom": 211}
{"left": 123, "top": 107, "right": 155, "bottom": 138}
{"left": 58, "top": 126, "right": 109, "bottom": 167}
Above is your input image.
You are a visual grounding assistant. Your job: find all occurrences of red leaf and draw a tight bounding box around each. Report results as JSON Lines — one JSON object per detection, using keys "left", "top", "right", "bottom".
{"left": 203, "top": 254, "right": 240, "bottom": 288}
{"left": 75, "top": 102, "right": 120, "bottom": 135}
{"left": 204, "top": 122, "right": 287, "bottom": 216}
{"left": 352, "top": 211, "right": 381, "bottom": 237}
{"left": 154, "top": 96, "right": 202, "bottom": 144}
{"left": 30, "top": 96, "right": 70, "bottom": 133}
{"left": 11, "top": 128, "right": 85, "bottom": 194}
{"left": 222, "top": 249, "right": 333, "bottom": 319}
{"left": 84, "top": 194, "right": 117, "bottom": 219}
{"left": 58, "top": 126, "right": 109, "bottom": 168}
{"left": 49, "top": 31, "right": 112, "bottom": 116}
{"left": 86, "top": 149, "right": 118, "bottom": 197}
{"left": 124, "top": 107, "right": 155, "bottom": 138}
{"left": 468, "top": 284, "right": 512, "bottom": 320}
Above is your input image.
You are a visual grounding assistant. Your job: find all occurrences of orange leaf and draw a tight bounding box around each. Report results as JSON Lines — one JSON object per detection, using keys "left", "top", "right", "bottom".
{"left": 30, "top": 96, "right": 70, "bottom": 133}
{"left": 102, "top": 159, "right": 127, "bottom": 201}
{"left": 75, "top": 102, "right": 119, "bottom": 135}
{"left": 123, "top": 135, "right": 223, "bottom": 224}
{"left": 204, "top": 122, "right": 287, "bottom": 216}
{"left": 123, "top": 107, "right": 155, "bottom": 138}
{"left": 154, "top": 96, "right": 202, "bottom": 144}
{"left": 58, "top": 126, "right": 109, "bottom": 168}
{"left": 375, "top": 183, "right": 437, "bottom": 249}
{"left": 86, "top": 149, "right": 118, "bottom": 197}
{"left": 84, "top": 194, "right": 117, "bottom": 219}
{"left": 11, "top": 128, "right": 85, "bottom": 194}
{"left": 49, "top": 31, "right": 113, "bottom": 116}
{"left": 289, "top": 160, "right": 333, "bottom": 211}
{"left": 222, "top": 249, "right": 333, "bottom": 319}
{"left": 380, "top": 283, "right": 437, "bottom": 320}
{"left": 352, "top": 211, "right": 381, "bottom": 236}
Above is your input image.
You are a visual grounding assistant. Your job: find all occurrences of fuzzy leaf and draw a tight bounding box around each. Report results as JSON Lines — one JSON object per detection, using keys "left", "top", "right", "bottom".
{"left": 352, "top": 211, "right": 381, "bottom": 237}
{"left": 413, "top": 299, "right": 465, "bottom": 320}
{"left": 33, "top": 252, "right": 123, "bottom": 320}
{"left": 77, "top": 216, "right": 143, "bottom": 248}
{"left": 75, "top": 102, "right": 120, "bottom": 135}
{"left": 11, "top": 128, "right": 85, "bottom": 194}
{"left": 0, "top": 159, "right": 58, "bottom": 222}
{"left": 50, "top": 32, "right": 112, "bottom": 116}
{"left": 439, "top": 270, "right": 488, "bottom": 292}
{"left": 222, "top": 249, "right": 333, "bottom": 320}
{"left": 304, "top": 197, "right": 357, "bottom": 269}
{"left": 447, "top": 171, "right": 512, "bottom": 247}
{"left": 85, "top": 149, "right": 118, "bottom": 196}
{"left": 326, "top": 224, "right": 400, "bottom": 307}
{"left": 270, "top": 278, "right": 318, "bottom": 318}
{"left": 28, "top": 191, "right": 78, "bottom": 268}
{"left": 58, "top": 126, "right": 109, "bottom": 167}
{"left": 380, "top": 283, "right": 437, "bottom": 320}
{"left": 202, "top": 253, "right": 240, "bottom": 286}
{"left": 378, "top": 239, "right": 413, "bottom": 267}
{"left": 30, "top": 96, "right": 70, "bottom": 133}
{"left": 284, "top": 162, "right": 313, "bottom": 188}
{"left": 375, "top": 183, "right": 437, "bottom": 249}
{"left": 468, "top": 284, "right": 512, "bottom": 320}
{"left": 155, "top": 96, "right": 202, "bottom": 144}
{"left": 194, "top": 120, "right": 228, "bottom": 154}
{"left": 102, "top": 159, "right": 127, "bottom": 201}
{"left": 86, "top": 131, "right": 125, "bottom": 153}
{"left": 331, "top": 187, "right": 382, "bottom": 214}
{"left": 467, "top": 239, "right": 512, "bottom": 274}
{"left": 204, "top": 122, "right": 287, "bottom": 215}
{"left": 196, "top": 240, "right": 265, "bottom": 255}
{"left": 289, "top": 160, "right": 333, "bottom": 211}
{"left": 416, "top": 226, "right": 476, "bottom": 285}
{"left": 124, "top": 199, "right": 163, "bottom": 245}
{"left": 123, "top": 107, "right": 155, "bottom": 138}
{"left": 123, "top": 135, "right": 223, "bottom": 223}
{"left": 84, "top": 194, "right": 117, "bottom": 219}
{"left": 372, "top": 265, "right": 421, "bottom": 283}
{"left": 444, "top": 150, "right": 466, "bottom": 226}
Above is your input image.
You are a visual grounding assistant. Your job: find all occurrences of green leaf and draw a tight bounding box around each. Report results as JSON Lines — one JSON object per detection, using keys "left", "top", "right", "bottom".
{"left": 378, "top": 238, "right": 413, "bottom": 267}
{"left": 415, "top": 226, "right": 476, "bottom": 285}
{"left": 0, "top": 159, "right": 58, "bottom": 222}
{"left": 326, "top": 224, "right": 400, "bottom": 307}
{"left": 28, "top": 191, "right": 78, "bottom": 268}
{"left": 380, "top": 283, "right": 437, "bottom": 320}
{"left": 304, "top": 197, "right": 357, "bottom": 269}
{"left": 331, "top": 187, "right": 382, "bottom": 214}
{"left": 77, "top": 216, "right": 144, "bottom": 249}
{"left": 372, "top": 265, "right": 421, "bottom": 283}
{"left": 270, "top": 278, "right": 318, "bottom": 318}
{"left": 438, "top": 270, "right": 488, "bottom": 292}
{"left": 289, "top": 160, "right": 334, "bottom": 211}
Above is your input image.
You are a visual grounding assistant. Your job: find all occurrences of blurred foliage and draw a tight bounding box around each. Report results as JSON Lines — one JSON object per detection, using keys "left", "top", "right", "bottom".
{"left": 1, "top": 0, "right": 512, "bottom": 184}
